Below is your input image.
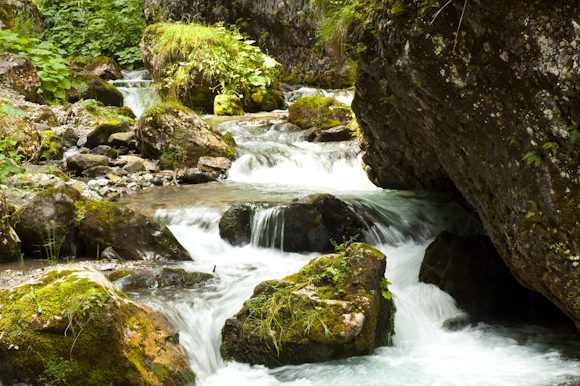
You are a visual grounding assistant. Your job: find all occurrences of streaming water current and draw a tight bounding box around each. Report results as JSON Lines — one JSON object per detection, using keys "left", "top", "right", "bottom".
{"left": 118, "top": 72, "right": 580, "bottom": 386}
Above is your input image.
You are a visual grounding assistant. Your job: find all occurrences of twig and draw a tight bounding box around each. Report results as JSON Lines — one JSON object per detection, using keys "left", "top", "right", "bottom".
{"left": 453, "top": 0, "right": 468, "bottom": 53}
{"left": 430, "top": 0, "right": 454, "bottom": 25}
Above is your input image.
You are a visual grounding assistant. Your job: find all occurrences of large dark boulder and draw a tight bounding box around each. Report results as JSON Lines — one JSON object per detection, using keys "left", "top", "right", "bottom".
{"left": 221, "top": 243, "right": 395, "bottom": 367}
{"left": 0, "top": 267, "right": 195, "bottom": 386}
{"left": 419, "top": 232, "right": 566, "bottom": 322}
{"left": 14, "top": 184, "right": 86, "bottom": 258}
{"left": 85, "top": 120, "right": 132, "bottom": 149}
{"left": 219, "top": 203, "right": 253, "bottom": 247}
{"left": 78, "top": 201, "right": 192, "bottom": 261}
{"left": 83, "top": 56, "right": 122, "bottom": 80}
{"left": 70, "top": 71, "right": 123, "bottom": 106}
{"left": 352, "top": 1, "right": 580, "bottom": 328}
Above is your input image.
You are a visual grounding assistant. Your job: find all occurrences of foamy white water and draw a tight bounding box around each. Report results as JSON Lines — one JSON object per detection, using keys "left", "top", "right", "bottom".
{"left": 110, "top": 70, "right": 159, "bottom": 118}
{"left": 122, "top": 89, "right": 580, "bottom": 386}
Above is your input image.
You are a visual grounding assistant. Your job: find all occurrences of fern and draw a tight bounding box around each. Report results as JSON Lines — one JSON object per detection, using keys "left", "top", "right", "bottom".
{"left": 523, "top": 151, "right": 541, "bottom": 167}
{"left": 542, "top": 142, "right": 559, "bottom": 156}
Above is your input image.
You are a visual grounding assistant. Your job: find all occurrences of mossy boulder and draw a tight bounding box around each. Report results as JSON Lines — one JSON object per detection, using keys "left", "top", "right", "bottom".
{"left": 13, "top": 184, "right": 86, "bottom": 258}
{"left": 0, "top": 267, "right": 195, "bottom": 386}
{"left": 214, "top": 94, "right": 244, "bottom": 116}
{"left": 0, "top": 52, "right": 40, "bottom": 103}
{"left": 221, "top": 243, "right": 395, "bottom": 367}
{"left": 135, "top": 103, "right": 234, "bottom": 170}
{"left": 77, "top": 201, "right": 192, "bottom": 261}
{"left": 288, "top": 96, "right": 351, "bottom": 130}
{"left": 69, "top": 71, "right": 123, "bottom": 106}
{"left": 219, "top": 203, "right": 253, "bottom": 247}
{"left": 241, "top": 83, "right": 285, "bottom": 113}
{"left": 83, "top": 56, "right": 122, "bottom": 80}
{"left": 40, "top": 130, "right": 65, "bottom": 160}
{"left": 0, "top": 186, "right": 21, "bottom": 262}
{"left": 85, "top": 120, "right": 132, "bottom": 149}
{"left": 0, "top": 115, "right": 42, "bottom": 162}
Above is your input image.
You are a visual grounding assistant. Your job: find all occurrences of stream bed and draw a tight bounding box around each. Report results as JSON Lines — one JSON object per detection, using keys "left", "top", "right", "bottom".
{"left": 118, "top": 107, "right": 580, "bottom": 386}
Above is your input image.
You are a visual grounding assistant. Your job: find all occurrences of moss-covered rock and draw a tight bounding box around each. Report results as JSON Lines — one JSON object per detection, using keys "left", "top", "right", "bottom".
{"left": 115, "top": 106, "right": 137, "bottom": 120}
{"left": 40, "top": 130, "right": 65, "bottom": 161}
{"left": 219, "top": 203, "right": 253, "bottom": 247}
{"left": 288, "top": 96, "right": 351, "bottom": 130}
{"left": 85, "top": 120, "right": 132, "bottom": 149}
{"left": 0, "top": 267, "right": 195, "bottom": 386}
{"left": 0, "top": 0, "right": 44, "bottom": 38}
{"left": 135, "top": 103, "right": 234, "bottom": 170}
{"left": 69, "top": 71, "right": 123, "bottom": 106}
{"left": 0, "top": 186, "right": 21, "bottom": 262}
{"left": 83, "top": 56, "right": 122, "bottom": 80}
{"left": 13, "top": 184, "right": 86, "bottom": 258}
{"left": 220, "top": 243, "right": 395, "bottom": 367}
{"left": 77, "top": 201, "right": 193, "bottom": 261}
{"left": 214, "top": 94, "right": 244, "bottom": 116}
{"left": 241, "top": 83, "right": 285, "bottom": 114}
{"left": 0, "top": 115, "right": 42, "bottom": 163}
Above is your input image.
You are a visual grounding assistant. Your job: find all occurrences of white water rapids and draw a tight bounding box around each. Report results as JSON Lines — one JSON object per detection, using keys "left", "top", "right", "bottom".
{"left": 119, "top": 75, "right": 580, "bottom": 386}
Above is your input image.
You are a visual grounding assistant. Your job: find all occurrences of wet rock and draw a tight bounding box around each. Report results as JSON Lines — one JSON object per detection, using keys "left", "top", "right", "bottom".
{"left": 109, "top": 267, "right": 213, "bottom": 291}
{"left": 135, "top": 103, "right": 233, "bottom": 170}
{"left": 0, "top": 267, "right": 196, "bottom": 385}
{"left": 0, "top": 186, "right": 21, "bottom": 262}
{"left": 152, "top": 176, "right": 164, "bottom": 186}
{"left": 13, "top": 184, "right": 85, "bottom": 258}
{"left": 288, "top": 96, "right": 351, "bottom": 130}
{"left": 221, "top": 243, "right": 395, "bottom": 367}
{"left": 0, "top": 52, "right": 40, "bottom": 102}
{"left": 313, "top": 126, "right": 353, "bottom": 142}
{"left": 115, "top": 106, "right": 136, "bottom": 119}
{"left": 83, "top": 56, "right": 122, "bottom": 80}
{"left": 85, "top": 120, "right": 131, "bottom": 148}
{"left": 62, "top": 126, "right": 79, "bottom": 147}
{"left": 179, "top": 167, "right": 220, "bottom": 184}
{"left": 419, "top": 232, "right": 566, "bottom": 323}
{"left": 214, "top": 94, "right": 244, "bottom": 116}
{"left": 66, "top": 153, "right": 110, "bottom": 174}
{"left": 197, "top": 156, "right": 232, "bottom": 172}
{"left": 219, "top": 203, "right": 253, "bottom": 246}
{"left": 78, "top": 201, "right": 192, "bottom": 261}
{"left": 39, "top": 130, "right": 65, "bottom": 160}
{"left": 272, "top": 122, "right": 299, "bottom": 132}
{"left": 69, "top": 71, "right": 123, "bottom": 106}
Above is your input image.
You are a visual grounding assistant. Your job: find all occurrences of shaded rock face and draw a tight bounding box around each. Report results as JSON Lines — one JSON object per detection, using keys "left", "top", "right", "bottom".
{"left": 83, "top": 56, "right": 122, "bottom": 80}
{"left": 0, "top": 186, "right": 21, "bottom": 262}
{"left": 85, "top": 120, "right": 132, "bottom": 149}
{"left": 143, "top": 0, "right": 350, "bottom": 87}
{"left": 0, "top": 52, "right": 40, "bottom": 102}
{"left": 219, "top": 203, "right": 253, "bottom": 246}
{"left": 419, "top": 232, "right": 569, "bottom": 323}
{"left": 0, "top": 267, "right": 195, "bottom": 386}
{"left": 14, "top": 184, "right": 85, "bottom": 258}
{"left": 353, "top": 1, "right": 580, "bottom": 327}
{"left": 135, "top": 103, "right": 233, "bottom": 170}
{"left": 70, "top": 71, "right": 123, "bottom": 106}
{"left": 221, "top": 243, "right": 395, "bottom": 367}
{"left": 78, "top": 201, "right": 193, "bottom": 261}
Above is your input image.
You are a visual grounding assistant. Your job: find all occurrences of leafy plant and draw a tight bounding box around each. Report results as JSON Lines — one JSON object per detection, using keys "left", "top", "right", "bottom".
{"left": 543, "top": 141, "right": 559, "bottom": 156}
{"left": 381, "top": 278, "right": 392, "bottom": 300}
{"left": 523, "top": 151, "right": 541, "bottom": 167}
{"left": 566, "top": 124, "right": 580, "bottom": 144}
{"left": 39, "top": 220, "right": 63, "bottom": 265}
{"left": 0, "top": 29, "right": 70, "bottom": 102}
{"left": 0, "top": 135, "right": 24, "bottom": 181}
{"left": 36, "top": 0, "right": 145, "bottom": 69}
{"left": 38, "top": 356, "right": 72, "bottom": 386}
{"left": 153, "top": 22, "right": 280, "bottom": 99}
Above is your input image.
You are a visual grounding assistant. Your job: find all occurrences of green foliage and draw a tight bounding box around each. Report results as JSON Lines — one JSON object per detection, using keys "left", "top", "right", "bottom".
{"left": 380, "top": 278, "right": 392, "bottom": 300}
{"left": 566, "top": 125, "right": 580, "bottom": 144}
{"left": 39, "top": 220, "right": 63, "bottom": 265}
{"left": 0, "top": 135, "right": 24, "bottom": 181}
{"left": 0, "top": 29, "right": 70, "bottom": 102}
{"left": 542, "top": 141, "right": 559, "bottom": 156}
{"left": 38, "top": 356, "right": 72, "bottom": 386}
{"left": 523, "top": 151, "right": 541, "bottom": 167}
{"left": 36, "top": 0, "right": 145, "bottom": 68}
{"left": 153, "top": 22, "right": 279, "bottom": 98}
{"left": 12, "top": 8, "right": 40, "bottom": 39}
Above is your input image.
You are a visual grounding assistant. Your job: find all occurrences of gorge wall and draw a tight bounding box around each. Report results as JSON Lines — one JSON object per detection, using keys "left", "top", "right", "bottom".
{"left": 142, "top": 0, "right": 352, "bottom": 87}
{"left": 352, "top": 0, "right": 580, "bottom": 326}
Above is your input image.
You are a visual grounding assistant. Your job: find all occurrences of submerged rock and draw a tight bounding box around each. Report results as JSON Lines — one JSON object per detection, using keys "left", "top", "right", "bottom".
{"left": 221, "top": 243, "right": 395, "bottom": 367}
{"left": 109, "top": 266, "right": 214, "bottom": 291}
{"left": 135, "top": 103, "right": 234, "bottom": 170}
{"left": 0, "top": 267, "right": 195, "bottom": 386}
{"left": 288, "top": 96, "right": 351, "bottom": 130}
{"left": 78, "top": 201, "right": 192, "bottom": 261}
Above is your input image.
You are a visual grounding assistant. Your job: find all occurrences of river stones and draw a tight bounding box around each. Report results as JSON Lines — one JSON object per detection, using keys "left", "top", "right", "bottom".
{"left": 85, "top": 120, "right": 132, "bottom": 149}
{"left": 135, "top": 102, "right": 234, "bottom": 170}
{"left": 288, "top": 96, "right": 351, "bottom": 130}
{"left": 219, "top": 203, "right": 253, "bottom": 246}
{"left": 66, "top": 153, "right": 110, "bottom": 174}
{"left": 78, "top": 201, "right": 192, "bottom": 261}
{"left": 220, "top": 243, "right": 395, "bottom": 367}
{"left": 0, "top": 267, "right": 195, "bottom": 386}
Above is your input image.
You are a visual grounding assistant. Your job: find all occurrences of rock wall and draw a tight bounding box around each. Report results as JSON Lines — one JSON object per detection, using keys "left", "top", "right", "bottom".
{"left": 143, "top": 0, "right": 351, "bottom": 87}
{"left": 352, "top": 0, "right": 580, "bottom": 326}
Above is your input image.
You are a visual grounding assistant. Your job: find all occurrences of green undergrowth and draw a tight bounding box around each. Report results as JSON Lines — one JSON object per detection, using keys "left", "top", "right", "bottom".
{"left": 150, "top": 22, "right": 279, "bottom": 99}
{"left": 77, "top": 99, "right": 136, "bottom": 125}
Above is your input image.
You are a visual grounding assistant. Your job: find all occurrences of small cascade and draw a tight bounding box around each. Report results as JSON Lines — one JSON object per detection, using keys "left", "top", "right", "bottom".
{"left": 110, "top": 70, "right": 159, "bottom": 118}
{"left": 285, "top": 86, "right": 354, "bottom": 106}
{"left": 250, "top": 206, "right": 285, "bottom": 249}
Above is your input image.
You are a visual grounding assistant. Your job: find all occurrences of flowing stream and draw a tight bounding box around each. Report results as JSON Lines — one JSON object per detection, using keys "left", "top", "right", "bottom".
{"left": 119, "top": 75, "right": 580, "bottom": 386}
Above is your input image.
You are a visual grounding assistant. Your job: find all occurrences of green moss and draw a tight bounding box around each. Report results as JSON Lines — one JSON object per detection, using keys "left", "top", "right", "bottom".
{"left": 107, "top": 270, "right": 136, "bottom": 282}
{"left": 40, "top": 130, "right": 65, "bottom": 161}
{"left": 214, "top": 94, "right": 245, "bottom": 116}
{"left": 288, "top": 96, "right": 352, "bottom": 129}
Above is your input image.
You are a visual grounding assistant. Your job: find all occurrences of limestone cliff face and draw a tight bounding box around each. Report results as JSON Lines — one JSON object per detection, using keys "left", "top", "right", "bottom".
{"left": 143, "top": 0, "right": 351, "bottom": 87}
{"left": 353, "top": 0, "right": 580, "bottom": 325}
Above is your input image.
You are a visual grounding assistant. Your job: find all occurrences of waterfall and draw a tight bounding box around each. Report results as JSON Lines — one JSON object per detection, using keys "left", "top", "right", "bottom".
{"left": 110, "top": 70, "right": 159, "bottom": 118}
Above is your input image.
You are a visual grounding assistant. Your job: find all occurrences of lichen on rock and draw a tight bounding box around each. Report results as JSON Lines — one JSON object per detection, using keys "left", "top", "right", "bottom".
{"left": 288, "top": 96, "right": 351, "bottom": 130}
